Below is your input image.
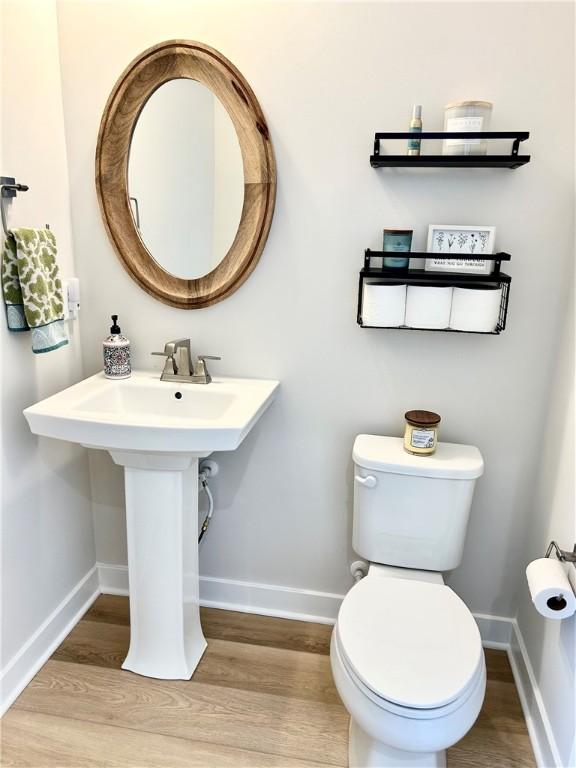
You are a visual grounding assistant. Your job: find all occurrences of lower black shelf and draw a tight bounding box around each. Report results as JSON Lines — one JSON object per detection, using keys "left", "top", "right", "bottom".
{"left": 357, "top": 253, "right": 511, "bottom": 334}
{"left": 359, "top": 323, "right": 504, "bottom": 335}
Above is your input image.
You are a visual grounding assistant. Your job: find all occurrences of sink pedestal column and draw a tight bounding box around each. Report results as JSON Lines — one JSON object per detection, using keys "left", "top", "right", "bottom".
{"left": 109, "top": 451, "right": 207, "bottom": 679}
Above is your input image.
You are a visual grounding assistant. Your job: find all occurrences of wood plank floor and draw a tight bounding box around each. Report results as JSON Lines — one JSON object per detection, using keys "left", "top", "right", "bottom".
{"left": 2, "top": 596, "right": 536, "bottom": 767}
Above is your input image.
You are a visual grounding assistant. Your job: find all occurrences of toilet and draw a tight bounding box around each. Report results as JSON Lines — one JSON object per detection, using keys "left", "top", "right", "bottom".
{"left": 331, "top": 435, "right": 486, "bottom": 768}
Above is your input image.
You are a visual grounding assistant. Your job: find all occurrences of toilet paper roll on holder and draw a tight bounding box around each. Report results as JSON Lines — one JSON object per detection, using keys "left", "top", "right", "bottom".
{"left": 545, "top": 541, "right": 576, "bottom": 565}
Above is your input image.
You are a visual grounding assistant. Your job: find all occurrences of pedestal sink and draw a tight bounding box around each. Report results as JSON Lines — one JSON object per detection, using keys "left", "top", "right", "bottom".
{"left": 24, "top": 371, "right": 279, "bottom": 679}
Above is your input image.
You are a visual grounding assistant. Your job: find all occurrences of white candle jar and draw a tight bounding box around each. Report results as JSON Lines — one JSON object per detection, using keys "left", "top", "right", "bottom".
{"left": 443, "top": 100, "right": 493, "bottom": 156}
{"left": 403, "top": 410, "right": 441, "bottom": 456}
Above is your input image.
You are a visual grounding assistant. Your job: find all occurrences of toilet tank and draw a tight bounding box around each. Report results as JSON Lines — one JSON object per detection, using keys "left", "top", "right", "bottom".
{"left": 353, "top": 435, "right": 484, "bottom": 572}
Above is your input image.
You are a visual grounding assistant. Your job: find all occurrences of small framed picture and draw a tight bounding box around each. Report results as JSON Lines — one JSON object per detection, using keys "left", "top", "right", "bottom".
{"left": 425, "top": 225, "right": 496, "bottom": 275}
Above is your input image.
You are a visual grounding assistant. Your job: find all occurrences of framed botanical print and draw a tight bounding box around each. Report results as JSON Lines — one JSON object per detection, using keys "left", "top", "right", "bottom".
{"left": 425, "top": 225, "right": 496, "bottom": 275}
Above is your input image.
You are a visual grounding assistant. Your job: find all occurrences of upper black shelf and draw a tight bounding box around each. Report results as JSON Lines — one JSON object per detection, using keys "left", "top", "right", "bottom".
{"left": 371, "top": 131, "right": 531, "bottom": 169}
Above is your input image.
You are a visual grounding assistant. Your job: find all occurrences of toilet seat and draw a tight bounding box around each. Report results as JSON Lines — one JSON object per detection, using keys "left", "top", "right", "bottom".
{"left": 334, "top": 628, "right": 485, "bottom": 721}
{"left": 336, "top": 575, "right": 483, "bottom": 711}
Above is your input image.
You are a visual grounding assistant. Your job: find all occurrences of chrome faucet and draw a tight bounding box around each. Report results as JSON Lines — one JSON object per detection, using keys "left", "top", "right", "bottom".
{"left": 151, "top": 339, "right": 220, "bottom": 384}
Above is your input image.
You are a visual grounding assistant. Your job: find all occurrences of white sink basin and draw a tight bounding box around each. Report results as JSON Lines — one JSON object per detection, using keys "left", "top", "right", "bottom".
{"left": 24, "top": 369, "right": 279, "bottom": 682}
{"left": 24, "top": 370, "right": 279, "bottom": 453}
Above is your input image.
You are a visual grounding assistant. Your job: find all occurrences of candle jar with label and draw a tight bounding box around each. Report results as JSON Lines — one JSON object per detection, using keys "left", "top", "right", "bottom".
{"left": 443, "top": 100, "right": 493, "bottom": 156}
{"left": 403, "top": 410, "right": 441, "bottom": 455}
{"left": 383, "top": 229, "right": 413, "bottom": 269}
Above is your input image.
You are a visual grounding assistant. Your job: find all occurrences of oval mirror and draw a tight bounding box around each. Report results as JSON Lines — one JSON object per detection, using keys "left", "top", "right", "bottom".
{"left": 128, "top": 79, "right": 244, "bottom": 280}
{"left": 96, "top": 41, "right": 276, "bottom": 308}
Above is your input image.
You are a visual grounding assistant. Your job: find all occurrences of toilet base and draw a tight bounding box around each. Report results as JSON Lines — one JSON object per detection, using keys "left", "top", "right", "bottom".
{"left": 349, "top": 720, "right": 446, "bottom": 768}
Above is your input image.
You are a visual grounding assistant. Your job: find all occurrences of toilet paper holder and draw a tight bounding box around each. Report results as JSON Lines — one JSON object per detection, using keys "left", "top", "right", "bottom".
{"left": 545, "top": 541, "right": 576, "bottom": 565}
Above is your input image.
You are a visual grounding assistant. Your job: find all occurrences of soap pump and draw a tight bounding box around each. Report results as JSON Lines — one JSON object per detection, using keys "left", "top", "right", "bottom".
{"left": 103, "top": 314, "right": 131, "bottom": 379}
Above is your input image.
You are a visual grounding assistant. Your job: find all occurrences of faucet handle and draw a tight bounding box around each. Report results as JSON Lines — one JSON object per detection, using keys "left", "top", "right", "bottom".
{"left": 152, "top": 340, "right": 179, "bottom": 358}
{"left": 151, "top": 350, "right": 177, "bottom": 375}
{"left": 194, "top": 355, "right": 221, "bottom": 384}
{"left": 152, "top": 339, "right": 192, "bottom": 376}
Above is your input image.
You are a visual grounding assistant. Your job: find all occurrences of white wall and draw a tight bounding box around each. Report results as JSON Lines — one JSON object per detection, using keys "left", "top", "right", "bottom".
{"left": 515, "top": 286, "right": 575, "bottom": 768}
{"left": 56, "top": 1, "right": 574, "bottom": 624}
{"left": 0, "top": 0, "right": 95, "bottom": 704}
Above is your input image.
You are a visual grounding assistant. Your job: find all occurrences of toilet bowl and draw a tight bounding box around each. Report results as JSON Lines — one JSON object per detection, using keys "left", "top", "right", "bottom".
{"left": 331, "top": 565, "right": 486, "bottom": 768}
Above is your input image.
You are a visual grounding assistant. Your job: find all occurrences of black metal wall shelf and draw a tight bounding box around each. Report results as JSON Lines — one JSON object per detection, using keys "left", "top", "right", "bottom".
{"left": 371, "top": 131, "right": 530, "bottom": 169}
{"left": 358, "top": 250, "right": 511, "bottom": 334}
{"left": 363, "top": 249, "right": 511, "bottom": 277}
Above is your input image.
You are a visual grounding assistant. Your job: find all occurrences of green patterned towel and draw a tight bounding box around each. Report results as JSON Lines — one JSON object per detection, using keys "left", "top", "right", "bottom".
{"left": 1, "top": 228, "right": 68, "bottom": 353}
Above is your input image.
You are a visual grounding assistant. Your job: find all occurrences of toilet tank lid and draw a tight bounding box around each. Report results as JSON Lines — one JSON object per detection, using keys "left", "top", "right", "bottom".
{"left": 353, "top": 435, "right": 484, "bottom": 479}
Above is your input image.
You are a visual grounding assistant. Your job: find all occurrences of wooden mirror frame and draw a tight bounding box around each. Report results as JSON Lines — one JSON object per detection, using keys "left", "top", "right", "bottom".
{"left": 96, "top": 40, "right": 276, "bottom": 309}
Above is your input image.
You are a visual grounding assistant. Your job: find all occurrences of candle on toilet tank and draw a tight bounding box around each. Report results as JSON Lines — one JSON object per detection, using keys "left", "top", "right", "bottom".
{"left": 403, "top": 410, "right": 441, "bottom": 455}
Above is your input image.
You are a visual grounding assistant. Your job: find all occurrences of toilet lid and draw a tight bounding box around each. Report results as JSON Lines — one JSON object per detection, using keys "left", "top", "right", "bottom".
{"left": 337, "top": 576, "right": 483, "bottom": 709}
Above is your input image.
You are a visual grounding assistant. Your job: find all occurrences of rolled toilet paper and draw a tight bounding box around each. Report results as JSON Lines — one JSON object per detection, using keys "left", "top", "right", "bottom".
{"left": 362, "top": 282, "right": 406, "bottom": 327}
{"left": 526, "top": 558, "right": 576, "bottom": 620}
{"left": 450, "top": 286, "right": 502, "bottom": 333}
{"left": 405, "top": 285, "right": 453, "bottom": 329}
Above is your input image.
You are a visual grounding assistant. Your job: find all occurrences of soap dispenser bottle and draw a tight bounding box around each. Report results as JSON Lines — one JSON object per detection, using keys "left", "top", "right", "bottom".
{"left": 103, "top": 315, "right": 131, "bottom": 379}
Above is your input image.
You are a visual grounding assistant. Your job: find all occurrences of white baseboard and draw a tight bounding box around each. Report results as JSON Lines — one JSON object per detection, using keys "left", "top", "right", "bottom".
{"left": 199, "top": 575, "right": 345, "bottom": 623}
{"left": 508, "top": 619, "right": 562, "bottom": 768}
{"left": 472, "top": 611, "right": 514, "bottom": 649}
{"left": 96, "top": 562, "right": 129, "bottom": 596}
{"left": 0, "top": 565, "right": 100, "bottom": 716}
{"left": 97, "top": 563, "right": 342, "bottom": 624}
{"left": 98, "top": 562, "right": 518, "bottom": 640}
{"left": 96, "top": 563, "right": 557, "bottom": 767}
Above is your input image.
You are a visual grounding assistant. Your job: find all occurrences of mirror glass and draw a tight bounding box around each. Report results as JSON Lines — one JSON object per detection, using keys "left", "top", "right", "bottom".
{"left": 128, "top": 79, "right": 244, "bottom": 280}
